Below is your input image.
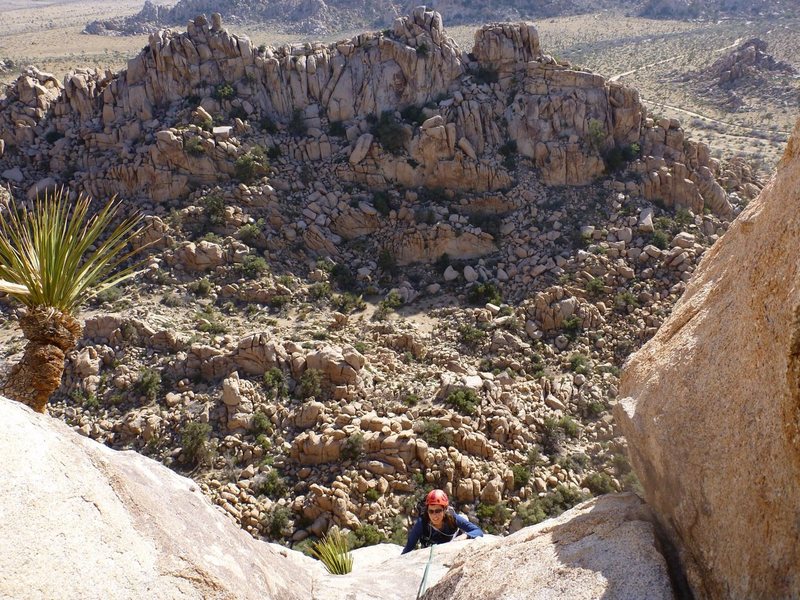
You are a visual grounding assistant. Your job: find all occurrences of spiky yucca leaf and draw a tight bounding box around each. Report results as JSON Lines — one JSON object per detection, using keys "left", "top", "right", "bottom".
{"left": 309, "top": 529, "right": 354, "bottom": 575}
{"left": 0, "top": 188, "right": 145, "bottom": 314}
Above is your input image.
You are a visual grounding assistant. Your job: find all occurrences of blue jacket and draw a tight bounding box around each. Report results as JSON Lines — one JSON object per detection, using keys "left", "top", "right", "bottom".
{"left": 402, "top": 510, "right": 483, "bottom": 554}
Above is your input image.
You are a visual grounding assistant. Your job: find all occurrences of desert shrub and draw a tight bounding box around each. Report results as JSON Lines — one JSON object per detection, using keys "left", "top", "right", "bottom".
{"left": 562, "top": 315, "right": 582, "bottom": 338}
{"left": 476, "top": 502, "right": 509, "bottom": 533}
{"left": 238, "top": 255, "right": 269, "bottom": 278}
{"left": 651, "top": 229, "right": 669, "bottom": 249}
{"left": 95, "top": 285, "right": 123, "bottom": 304}
{"left": 310, "top": 529, "right": 353, "bottom": 575}
{"left": 263, "top": 367, "right": 288, "bottom": 398}
{"left": 446, "top": 388, "right": 479, "bottom": 415}
{"left": 498, "top": 140, "right": 517, "bottom": 170}
{"left": 458, "top": 323, "right": 487, "bottom": 347}
{"left": 516, "top": 485, "right": 587, "bottom": 526}
{"left": 334, "top": 292, "right": 366, "bottom": 313}
{"left": 588, "top": 119, "right": 605, "bottom": 152}
{"left": 512, "top": 464, "right": 531, "bottom": 490}
{"left": 263, "top": 505, "right": 291, "bottom": 538}
{"left": 44, "top": 130, "right": 64, "bottom": 144}
{"left": 586, "top": 277, "right": 604, "bottom": 297}
{"left": 472, "top": 66, "right": 498, "bottom": 85}
{"left": 569, "top": 354, "right": 591, "bottom": 375}
{"left": 288, "top": 109, "right": 307, "bottom": 136}
{"left": 558, "top": 415, "right": 580, "bottom": 438}
{"left": 539, "top": 416, "right": 564, "bottom": 456}
{"left": 416, "top": 420, "right": 453, "bottom": 448}
{"left": 237, "top": 220, "right": 263, "bottom": 245}
{"left": 261, "top": 116, "right": 278, "bottom": 134}
{"left": 415, "top": 43, "right": 429, "bottom": 57}
{"left": 400, "top": 104, "right": 426, "bottom": 126}
{"left": 189, "top": 277, "right": 212, "bottom": 297}
{"left": 196, "top": 306, "right": 227, "bottom": 334}
{"left": 229, "top": 105, "right": 247, "bottom": 121}
{"left": 183, "top": 136, "right": 204, "bottom": 156}
{"left": 234, "top": 147, "right": 269, "bottom": 183}
{"left": 614, "top": 290, "right": 639, "bottom": 313}
{"left": 255, "top": 469, "right": 287, "bottom": 499}
{"left": 364, "top": 488, "right": 381, "bottom": 502}
{"left": 372, "top": 191, "right": 391, "bottom": 216}
{"left": 135, "top": 368, "right": 161, "bottom": 402}
{"left": 371, "top": 110, "right": 409, "bottom": 155}
{"left": 468, "top": 212, "right": 503, "bottom": 238}
{"left": 331, "top": 263, "right": 357, "bottom": 291}
{"left": 202, "top": 192, "right": 226, "bottom": 226}
{"left": 341, "top": 432, "right": 365, "bottom": 461}
{"left": 181, "top": 421, "right": 212, "bottom": 467}
{"left": 348, "top": 524, "right": 383, "bottom": 549}
{"left": 467, "top": 282, "right": 502, "bottom": 306}
{"left": 298, "top": 368, "right": 323, "bottom": 399}
{"left": 582, "top": 472, "right": 616, "bottom": 495}
{"left": 214, "top": 83, "right": 236, "bottom": 100}
{"left": 252, "top": 410, "right": 273, "bottom": 436}
{"left": 328, "top": 120, "right": 346, "bottom": 137}
{"left": 309, "top": 282, "right": 332, "bottom": 301}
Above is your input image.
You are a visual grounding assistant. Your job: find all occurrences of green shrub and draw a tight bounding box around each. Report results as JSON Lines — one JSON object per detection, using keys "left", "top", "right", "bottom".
{"left": 467, "top": 282, "right": 502, "bottom": 306}
{"left": 184, "top": 136, "right": 205, "bottom": 156}
{"left": 298, "top": 368, "right": 323, "bottom": 399}
{"left": 377, "top": 249, "right": 398, "bottom": 275}
{"left": 364, "top": 488, "right": 381, "bottom": 502}
{"left": 476, "top": 502, "right": 509, "bottom": 533}
{"left": 334, "top": 292, "right": 366, "bottom": 314}
{"left": 44, "top": 130, "right": 64, "bottom": 144}
{"left": 400, "top": 104, "right": 426, "bottom": 126}
{"left": 415, "top": 43, "right": 429, "bottom": 57}
{"left": 558, "top": 415, "right": 580, "bottom": 438}
{"left": 458, "top": 323, "right": 487, "bottom": 347}
{"left": 214, "top": 83, "right": 235, "bottom": 101}
{"left": 562, "top": 315, "right": 582, "bottom": 338}
{"left": 263, "top": 368, "right": 287, "bottom": 398}
{"left": 349, "top": 524, "right": 383, "bottom": 549}
{"left": 468, "top": 212, "right": 503, "bottom": 238}
{"left": 472, "top": 66, "right": 498, "bottom": 85}
{"left": 255, "top": 469, "right": 287, "bottom": 499}
{"left": 372, "top": 191, "right": 391, "bottom": 216}
{"left": 416, "top": 420, "right": 453, "bottom": 448}
{"left": 189, "top": 277, "right": 212, "bottom": 297}
{"left": 181, "top": 421, "right": 212, "bottom": 466}
{"left": 614, "top": 290, "right": 639, "bottom": 313}
{"left": 371, "top": 111, "right": 409, "bottom": 155}
{"left": 539, "top": 416, "right": 564, "bottom": 456}
{"left": 309, "top": 282, "right": 332, "bottom": 301}
{"left": 202, "top": 192, "right": 226, "bottom": 226}
{"left": 238, "top": 255, "right": 269, "bottom": 278}
{"left": 341, "top": 433, "right": 365, "bottom": 461}
{"left": 651, "top": 229, "right": 669, "bottom": 249}
{"left": 512, "top": 464, "right": 531, "bottom": 490}
{"left": 568, "top": 354, "right": 591, "bottom": 375}
{"left": 235, "top": 147, "right": 270, "bottom": 183}
{"left": 263, "top": 505, "right": 291, "bottom": 538}
{"left": 96, "top": 285, "right": 123, "bottom": 304}
{"left": 582, "top": 472, "right": 616, "bottom": 495}
{"left": 237, "top": 220, "right": 263, "bottom": 245}
{"left": 329, "top": 120, "right": 346, "bottom": 137}
{"left": 331, "top": 264, "right": 357, "bottom": 291}
{"left": 135, "top": 368, "right": 161, "bottom": 402}
{"left": 252, "top": 410, "right": 273, "bottom": 436}
{"left": 446, "top": 388, "right": 479, "bottom": 415}
{"left": 261, "top": 116, "right": 278, "bottom": 134}
{"left": 310, "top": 529, "right": 353, "bottom": 575}
{"left": 288, "top": 109, "right": 307, "bottom": 136}
{"left": 586, "top": 277, "right": 604, "bottom": 297}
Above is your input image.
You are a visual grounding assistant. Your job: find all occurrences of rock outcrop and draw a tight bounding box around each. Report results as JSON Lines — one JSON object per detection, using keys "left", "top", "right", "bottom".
{"left": 424, "top": 492, "right": 674, "bottom": 599}
{"left": 615, "top": 119, "right": 800, "bottom": 599}
{"left": 2, "top": 396, "right": 676, "bottom": 599}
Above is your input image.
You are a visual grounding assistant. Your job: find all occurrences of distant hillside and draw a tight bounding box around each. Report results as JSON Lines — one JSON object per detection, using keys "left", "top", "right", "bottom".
{"left": 83, "top": 0, "right": 799, "bottom": 37}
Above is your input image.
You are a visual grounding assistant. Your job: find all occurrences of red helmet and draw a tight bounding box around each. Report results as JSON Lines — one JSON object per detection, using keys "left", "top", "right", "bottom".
{"left": 425, "top": 489, "right": 449, "bottom": 507}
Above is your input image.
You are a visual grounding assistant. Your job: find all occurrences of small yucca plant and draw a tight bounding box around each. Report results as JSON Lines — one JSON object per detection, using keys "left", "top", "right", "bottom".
{"left": 309, "top": 529, "right": 354, "bottom": 575}
{"left": 0, "top": 188, "right": 147, "bottom": 412}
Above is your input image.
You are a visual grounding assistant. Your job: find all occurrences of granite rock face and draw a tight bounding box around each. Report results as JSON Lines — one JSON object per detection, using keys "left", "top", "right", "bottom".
{"left": 423, "top": 493, "right": 675, "bottom": 600}
{"left": 615, "top": 119, "right": 800, "bottom": 599}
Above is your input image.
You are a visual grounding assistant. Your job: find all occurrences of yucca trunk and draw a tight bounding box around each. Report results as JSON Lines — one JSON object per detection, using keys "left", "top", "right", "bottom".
{"left": 1, "top": 307, "right": 81, "bottom": 413}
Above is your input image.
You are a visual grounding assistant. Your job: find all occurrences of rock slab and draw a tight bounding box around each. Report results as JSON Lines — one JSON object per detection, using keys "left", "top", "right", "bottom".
{"left": 423, "top": 493, "right": 675, "bottom": 600}
{"left": 615, "top": 119, "right": 800, "bottom": 599}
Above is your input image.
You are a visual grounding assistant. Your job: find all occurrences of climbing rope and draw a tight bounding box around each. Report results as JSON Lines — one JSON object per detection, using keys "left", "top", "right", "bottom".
{"left": 415, "top": 545, "right": 435, "bottom": 600}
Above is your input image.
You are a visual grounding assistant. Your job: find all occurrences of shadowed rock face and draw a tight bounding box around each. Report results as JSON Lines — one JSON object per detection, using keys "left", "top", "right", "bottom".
{"left": 615, "top": 119, "right": 800, "bottom": 599}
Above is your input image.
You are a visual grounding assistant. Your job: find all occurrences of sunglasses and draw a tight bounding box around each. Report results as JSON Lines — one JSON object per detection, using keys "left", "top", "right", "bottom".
{"left": 427, "top": 507, "right": 445, "bottom": 515}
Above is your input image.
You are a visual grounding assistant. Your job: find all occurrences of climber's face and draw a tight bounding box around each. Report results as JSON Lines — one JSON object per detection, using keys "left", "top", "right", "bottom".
{"left": 427, "top": 504, "right": 445, "bottom": 527}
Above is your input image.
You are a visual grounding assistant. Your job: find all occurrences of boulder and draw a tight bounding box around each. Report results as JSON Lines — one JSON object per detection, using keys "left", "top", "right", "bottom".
{"left": 0, "top": 397, "right": 307, "bottom": 600}
{"left": 424, "top": 493, "right": 674, "bottom": 600}
{"left": 615, "top": 119, "right": 800, "bottom": 599}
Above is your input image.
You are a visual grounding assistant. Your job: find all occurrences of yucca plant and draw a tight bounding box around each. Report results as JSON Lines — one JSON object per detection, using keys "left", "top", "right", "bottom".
{"left": 0, "top": 188, "right": 147, "bottom": 413}
{"left": 309, "top": 529, "right": 354, "bottom": 575}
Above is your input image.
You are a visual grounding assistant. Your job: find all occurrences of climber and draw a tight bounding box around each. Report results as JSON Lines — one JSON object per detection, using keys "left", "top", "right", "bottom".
{"left": 401, "top": 489, "right": 483, "bottom": 554}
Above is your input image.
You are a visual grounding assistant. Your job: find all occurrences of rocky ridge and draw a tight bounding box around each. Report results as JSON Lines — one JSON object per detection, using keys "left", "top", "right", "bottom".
{"left": 0, "top": 9, "right": 763, "bottom": 555}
